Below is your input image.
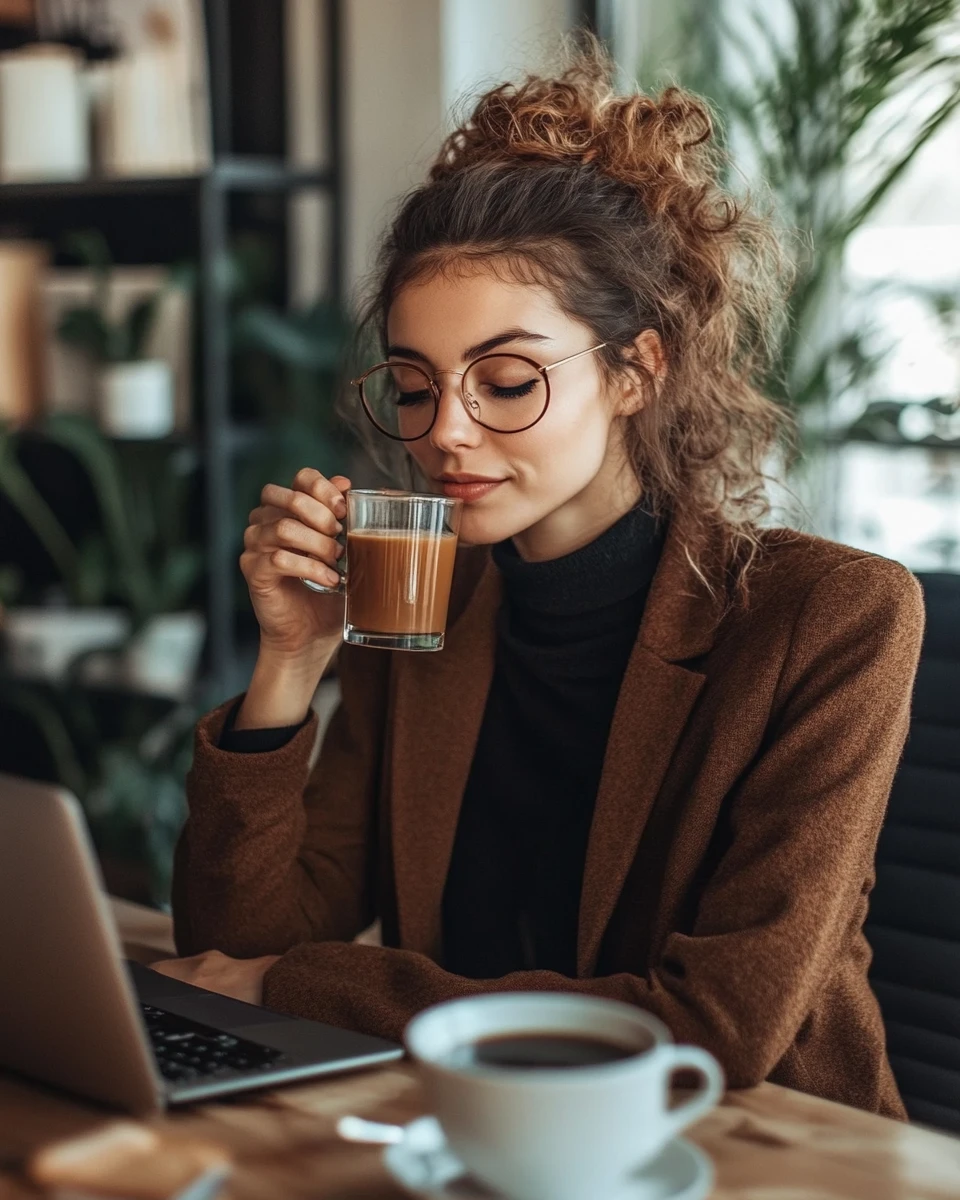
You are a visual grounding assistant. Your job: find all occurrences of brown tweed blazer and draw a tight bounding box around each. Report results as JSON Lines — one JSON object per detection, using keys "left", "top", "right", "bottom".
{"left": 173, "top": 515, "right": 924, "bottom": 1120}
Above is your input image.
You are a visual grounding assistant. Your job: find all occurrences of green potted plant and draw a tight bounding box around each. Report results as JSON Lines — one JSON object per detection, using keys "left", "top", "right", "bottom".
{"left": 56, "top": 230, "right": 191, "bottom": 439}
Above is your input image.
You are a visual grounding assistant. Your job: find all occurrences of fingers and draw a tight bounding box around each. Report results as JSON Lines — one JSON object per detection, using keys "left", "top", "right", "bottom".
{"left": 256, "top": 485, "right": 343, "bottom": 536}
{"left": 244, "top": 515, "right": 343, "bottom": 563}
{"left": 242, "top": 470, "right": 351, "bottom": 592}
{"left": 292, "top": 468, "right": 351, "bottom": 520}
{"left": 242, "top": 545, "right": 341, "bottom": 590}
{"left": 251, "top": 469, "right": 352, "bottom": 530}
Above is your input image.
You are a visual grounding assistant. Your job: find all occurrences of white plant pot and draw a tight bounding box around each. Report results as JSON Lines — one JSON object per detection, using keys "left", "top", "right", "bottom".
{"left": 2, "top": 608, "right": 130, "bottom": 681}
{"left": 124, "top": 612, "right": 206, "bottom": 700}
{"left": 99, "top": 360, "right": 175, "bottom": 439}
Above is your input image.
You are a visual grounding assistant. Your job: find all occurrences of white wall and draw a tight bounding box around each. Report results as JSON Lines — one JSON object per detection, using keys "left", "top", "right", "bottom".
{"left": 343, "top": 0, "right": 445, "bottom": 299}
{"left": 441, "top": 0, "right": 577, "bottom": 117}
{"left": 342, "top": 0, "right": 577, "bottom": 297}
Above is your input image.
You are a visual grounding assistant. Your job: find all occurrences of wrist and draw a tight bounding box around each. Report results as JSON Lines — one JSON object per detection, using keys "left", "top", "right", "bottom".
{"left": 256, "top": 636, "right": 339, "bottom": 678}
{"left": 235, "top": 640, "right": 338, "bottom": 730}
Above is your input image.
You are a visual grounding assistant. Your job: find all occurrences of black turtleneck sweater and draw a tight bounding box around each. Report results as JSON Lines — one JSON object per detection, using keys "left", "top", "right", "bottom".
{"left": 219, "top": 505, "right": 664, "bottom": 980}
{"left": 441, "top": 505, "right": 664, "bottom": 980}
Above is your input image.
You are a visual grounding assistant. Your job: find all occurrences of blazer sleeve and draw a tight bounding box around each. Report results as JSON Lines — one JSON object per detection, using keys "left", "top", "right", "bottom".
{"left": 171, "top": 644, "right": 392, "bottom": 957}
{"left": 259, "top": 556, "right": 924, "bottom": 1085}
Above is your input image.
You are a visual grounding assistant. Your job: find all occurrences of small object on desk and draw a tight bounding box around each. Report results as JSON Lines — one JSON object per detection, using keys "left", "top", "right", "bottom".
{"left": 336, "top": 1114, "right": 406, "bottom": 1144}
{"left": 28, "top": 1121, "right": 231, "bottom": 1200}
{"left": 381, "top": 1116, "right": 713, "bottom": 1200}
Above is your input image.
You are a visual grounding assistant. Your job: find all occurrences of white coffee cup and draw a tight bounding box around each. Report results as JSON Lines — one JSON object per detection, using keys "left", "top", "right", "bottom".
{"left": 405, "top": 993, "right": 723, "bottom": 1200}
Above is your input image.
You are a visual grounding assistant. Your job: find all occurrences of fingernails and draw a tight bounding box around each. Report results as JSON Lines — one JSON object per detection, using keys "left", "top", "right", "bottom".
{"left": 334, "top": 498, "right": 347, "bottom": 517}
{"left": 335, "top": 542, "right": 345, "bottom": 558}
{"left": 334, "top": 521, "right": 343, "bottom": 535}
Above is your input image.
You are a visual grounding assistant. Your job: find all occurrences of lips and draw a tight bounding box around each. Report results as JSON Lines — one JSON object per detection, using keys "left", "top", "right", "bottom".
{"left": 436, "top": 474, "right": 505, "bottom": 502}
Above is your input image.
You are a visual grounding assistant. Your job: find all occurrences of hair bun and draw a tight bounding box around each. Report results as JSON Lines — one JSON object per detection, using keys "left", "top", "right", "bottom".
{"left": 429, "top": 44, "right": 717, "bottom": 220}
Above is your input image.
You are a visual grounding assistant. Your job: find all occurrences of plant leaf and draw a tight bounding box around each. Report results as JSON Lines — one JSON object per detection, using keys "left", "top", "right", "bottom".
{"left": 233, "top": 304, "right": 344, "bottom": 371}
{"left": 0, "top": 680, "right": 88, "bottom": 798}
{"left": 56, "top": 307, "right": 110, "bottom": 361}
{"left": 0, "top": 429, "right": 79, "bottom": 589}
{"left": 40, "top": 415, "right": 154, "bottom": 620}
{"left": 127, "top": 296, "right": 160, "bottom": 361}
{"left": 155, "top": 545, "right": 203, "bottom": 611}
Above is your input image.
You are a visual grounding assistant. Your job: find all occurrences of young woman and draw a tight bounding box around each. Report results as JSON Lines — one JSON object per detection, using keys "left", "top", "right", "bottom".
{"left": 156, "top": 48, "right": 923, "bottom": 1118}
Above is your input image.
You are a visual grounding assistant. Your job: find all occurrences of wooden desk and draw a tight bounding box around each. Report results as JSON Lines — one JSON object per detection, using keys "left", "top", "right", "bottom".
{"left": 2, "top": 901, "right": 959, "bottom": 1199}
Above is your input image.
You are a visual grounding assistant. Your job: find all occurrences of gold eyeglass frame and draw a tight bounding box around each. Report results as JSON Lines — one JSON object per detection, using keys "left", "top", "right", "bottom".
{"left": 352, "top": 342, "right": 609, "bottom": 442}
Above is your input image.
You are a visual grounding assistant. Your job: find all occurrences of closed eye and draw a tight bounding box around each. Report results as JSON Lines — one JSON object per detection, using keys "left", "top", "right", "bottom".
{"left": 396, "top": 389, "right": 434, "bottom": 407}
{"left": 486, "top": 379, "right": 539, "bottom": 400}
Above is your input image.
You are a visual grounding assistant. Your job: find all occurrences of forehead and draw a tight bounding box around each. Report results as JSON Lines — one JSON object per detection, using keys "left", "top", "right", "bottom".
{"left": 386, "top": 264, "right": 572, "bottom": 363}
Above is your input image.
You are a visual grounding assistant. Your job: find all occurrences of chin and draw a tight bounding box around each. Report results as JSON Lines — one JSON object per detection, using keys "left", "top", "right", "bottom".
{"left": 457, "top": 505, "right": 527, "bottom": 548}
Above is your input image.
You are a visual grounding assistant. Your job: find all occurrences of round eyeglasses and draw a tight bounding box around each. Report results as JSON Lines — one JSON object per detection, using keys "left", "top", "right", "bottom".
{"left": 353, "top": 343, "right": 608, "bottom": 442}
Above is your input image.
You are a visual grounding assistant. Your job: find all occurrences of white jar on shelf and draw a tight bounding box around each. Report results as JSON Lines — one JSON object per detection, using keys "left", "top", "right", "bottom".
{"left": 0, "top": 44, "right": 89, "bottom": 182}
{"left": 99, "top": 360, "right": 176, "bottom": 440}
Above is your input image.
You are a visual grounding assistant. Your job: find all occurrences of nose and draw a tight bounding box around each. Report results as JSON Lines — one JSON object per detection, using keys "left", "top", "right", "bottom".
{"left": 428, "top": 374, "right": 483, "bottom": 453}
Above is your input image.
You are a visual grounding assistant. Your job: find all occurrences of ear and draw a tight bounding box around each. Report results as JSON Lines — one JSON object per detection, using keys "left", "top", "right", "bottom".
{"left": 617, "top": 329, "right": 667, "bottom": 416}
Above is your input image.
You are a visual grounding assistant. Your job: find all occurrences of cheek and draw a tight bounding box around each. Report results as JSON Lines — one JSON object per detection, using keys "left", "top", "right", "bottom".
{"left": 457, "top": 407, "right": 612, "bottom": 544}
{"left": 515, "top": 394, "right": 612, "bottom": 491}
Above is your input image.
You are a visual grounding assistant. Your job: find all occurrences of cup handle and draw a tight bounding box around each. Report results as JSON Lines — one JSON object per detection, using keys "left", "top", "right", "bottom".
{"left": 656, "top": 1046, "right": 725, "bottom": 1140}
{"left": 302, "top": 576, "right": 345, "bottom": 595}
{"left": 302, "top": 534, "right": 347, "bottom": 595}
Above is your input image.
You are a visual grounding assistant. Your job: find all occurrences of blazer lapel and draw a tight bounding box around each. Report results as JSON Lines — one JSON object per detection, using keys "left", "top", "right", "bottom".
{"left": 390, "top": 551, "right": 501, "bottom": 958}
{"left": 577, "top": 515, "right": 728, "bottom": 977}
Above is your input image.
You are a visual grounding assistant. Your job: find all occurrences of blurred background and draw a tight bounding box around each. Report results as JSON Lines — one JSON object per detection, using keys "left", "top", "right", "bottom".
{"left": 0, "top": 0, "right": 957, "bottom": 908}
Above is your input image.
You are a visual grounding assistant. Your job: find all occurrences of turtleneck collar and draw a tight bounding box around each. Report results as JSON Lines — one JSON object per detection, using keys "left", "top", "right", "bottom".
{"left": 491, "top": 504, "right": 665, "bottom": 618}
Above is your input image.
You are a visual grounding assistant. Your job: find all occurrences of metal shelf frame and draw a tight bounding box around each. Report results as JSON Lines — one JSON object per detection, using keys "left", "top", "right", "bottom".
{"left": 201, "top": 0, "right": 344, "bottom": 696}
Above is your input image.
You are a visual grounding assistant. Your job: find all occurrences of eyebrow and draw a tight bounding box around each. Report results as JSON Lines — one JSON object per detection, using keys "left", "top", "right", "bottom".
{"left": 386, "top": 327, "right": 553, "bottom": 366}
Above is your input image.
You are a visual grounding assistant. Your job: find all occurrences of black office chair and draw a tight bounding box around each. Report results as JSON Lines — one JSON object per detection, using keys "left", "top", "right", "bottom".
{"left": 866, "top": 571, "right": 960, "bottom": 1131}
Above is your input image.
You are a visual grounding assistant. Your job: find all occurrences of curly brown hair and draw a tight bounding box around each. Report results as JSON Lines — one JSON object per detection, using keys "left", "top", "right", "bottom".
{"left": 349, "top": 36, "right": 794, "bottom": 591}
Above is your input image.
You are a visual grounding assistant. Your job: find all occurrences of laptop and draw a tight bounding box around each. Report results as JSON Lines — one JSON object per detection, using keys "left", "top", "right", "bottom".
{"left": 0, "top": 773, "right": 403, "bottom": 1113}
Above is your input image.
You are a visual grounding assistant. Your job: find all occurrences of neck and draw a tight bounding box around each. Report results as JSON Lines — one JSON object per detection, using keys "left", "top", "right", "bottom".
{"left": 511, "top": 454, "right": 642, "bottom": 564}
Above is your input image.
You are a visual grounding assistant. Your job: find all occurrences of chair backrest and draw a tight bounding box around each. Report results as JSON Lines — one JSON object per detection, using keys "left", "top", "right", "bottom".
{"left": 866, "top": 571, "right": 960, "bottom": 1132}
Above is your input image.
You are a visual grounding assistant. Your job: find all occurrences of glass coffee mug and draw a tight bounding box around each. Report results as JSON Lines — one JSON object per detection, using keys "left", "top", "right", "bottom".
{"left": 302, "top": 489, "right": 462, "bottom": 651}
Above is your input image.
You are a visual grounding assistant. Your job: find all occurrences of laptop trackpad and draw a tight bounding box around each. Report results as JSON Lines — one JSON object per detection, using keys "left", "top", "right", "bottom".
{"left": 128, "top": 960, "right": 287, "bottom": 1030}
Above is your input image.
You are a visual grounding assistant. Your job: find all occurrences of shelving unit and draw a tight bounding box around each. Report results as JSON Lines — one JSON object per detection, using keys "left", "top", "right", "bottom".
{"left": 0, "top": 0, "right": 344, "bottom": 698}
{"left": 0, "top": 160, "right": 334, "bottom": 201}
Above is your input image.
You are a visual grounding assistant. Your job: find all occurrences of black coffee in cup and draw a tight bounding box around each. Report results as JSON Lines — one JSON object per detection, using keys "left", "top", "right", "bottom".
{"left": 445, "top": 1033, "right": 642, "bottom": 1071}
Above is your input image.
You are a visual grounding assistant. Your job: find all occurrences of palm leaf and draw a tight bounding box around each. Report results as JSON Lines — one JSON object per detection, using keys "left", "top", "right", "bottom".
{"left": 686, "top": 0, "right": 960, "bottom": 408}
{"left": 842, "top": 87, "right": 960, "bottom": 236}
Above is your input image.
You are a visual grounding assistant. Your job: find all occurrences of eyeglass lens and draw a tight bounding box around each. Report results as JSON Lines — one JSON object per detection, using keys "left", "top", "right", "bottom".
{"left": 360, "top": 356, "right": 548, "bottom": 440}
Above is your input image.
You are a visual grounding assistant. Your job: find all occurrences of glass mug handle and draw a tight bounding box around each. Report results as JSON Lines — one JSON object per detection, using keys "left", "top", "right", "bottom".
{"left": 301, "top": 534, "right": 347, "bottom": 595}
{"left": 302, "top": 576, "right": 345, "bottom": 595}
{"left": 654, "top": 1045, "right": 724, "bottom": 1141}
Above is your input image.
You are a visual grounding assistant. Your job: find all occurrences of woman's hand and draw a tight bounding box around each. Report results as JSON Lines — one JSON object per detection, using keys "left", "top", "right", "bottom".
{"left": 241, "top": 468, "right": 352, "bottom": 659}
{"left": 150, "top": 950, "right": 281, "bottom": 1006}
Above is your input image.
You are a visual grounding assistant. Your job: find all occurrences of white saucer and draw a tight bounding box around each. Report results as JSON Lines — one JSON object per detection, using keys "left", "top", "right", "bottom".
{"left": 383, "top": 1116, "right": 714, "bottom": 1200}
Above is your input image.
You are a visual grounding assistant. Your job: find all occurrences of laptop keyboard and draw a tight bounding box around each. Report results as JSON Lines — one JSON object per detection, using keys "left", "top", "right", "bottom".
{"left": 141, "top": 1003, "right": 289, "bottom": 1084}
